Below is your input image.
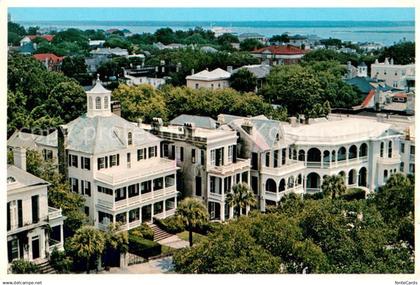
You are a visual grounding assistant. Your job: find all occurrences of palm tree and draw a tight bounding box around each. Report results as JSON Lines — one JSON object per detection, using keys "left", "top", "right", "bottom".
{"left": 225, "top": 183, "right": 257, "bottom": 218}
{"left": 67, "top": 225, "right": 106, "bottom": 273}
{"left": 321, "top": 174, "right": 346, "bottom": 199}
{"left": 175, "top": 197, "right": 209, "bottom": 247}
{"left": 104, "top": 223, "right": 128, "bottom": 268}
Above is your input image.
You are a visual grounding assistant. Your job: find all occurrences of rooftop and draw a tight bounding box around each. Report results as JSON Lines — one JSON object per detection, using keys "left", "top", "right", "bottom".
{"left": 170, "top": 114, "right": 217, "bottom": 129}
{"left": 7, "top": 164, "right": 49, "bottom": 192}
{"left": 186, "top": 68, "right": 231, "bottom": 81}
{"left": 232, "top": 64, "right": 272, "bottom": 79}
{"left": 252, "top": 45, "right": 306, "bottom": 55}
{"left": 32, "top": 53, "right": 64, "bottom": 63}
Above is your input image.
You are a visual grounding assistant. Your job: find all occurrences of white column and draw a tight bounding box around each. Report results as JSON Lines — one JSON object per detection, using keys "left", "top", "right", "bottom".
{"left": 220, "top": 203, "right": 225, "bottom": 222}
{"left": 229, "top": 206, "right": 234, "bottom": 219}
{"left": 60, "top": 224, "right": 64, "bottom": 245}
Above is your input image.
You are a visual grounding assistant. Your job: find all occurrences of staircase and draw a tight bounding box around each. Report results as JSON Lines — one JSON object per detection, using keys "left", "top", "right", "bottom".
{"left": 37, "top": 259, "right": 56, "bottom": 274}
{"left": 148, "top": 224, "right": 173, "bottom": 242}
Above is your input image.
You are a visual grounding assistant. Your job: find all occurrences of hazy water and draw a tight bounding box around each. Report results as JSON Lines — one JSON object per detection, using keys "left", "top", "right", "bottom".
{"left": 18, "top": 20, "right": 415, "bottom": 46}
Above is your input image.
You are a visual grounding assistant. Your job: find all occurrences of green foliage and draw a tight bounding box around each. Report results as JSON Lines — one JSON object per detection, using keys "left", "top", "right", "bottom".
{"left": 229, "top": 68, "right": 258, "bottom": 92}
{"left": 225, "top": 183, "right": 256, "bottom": 217}
{"left": 240, "top": 38, "right": 264, "bottom": 51}
{"left": 269, "top": 33, "right": 289, "bottom": 43}
{"left": 128, "top": 234, "right": 162, "bottom": 258}
{"left": 61, "top": 56, "right": 88, "bottom": 80}
{"left": 321, "top": 174, "right": 347, "bottom": 199}
{"left": 8, "top": 22, "right": 26, "bottom": 45}
{"left": 154, "top": 215, "right": 185, "bottom": 234}
{"left": 341, "top": 188, "right": 367, "bottom": 201}
{"left": 129, "top": 223, "right": 155, "bottom": 240}
{"left": 112, "top": 84, "right": 168, "bottom": 123}
{"left": 10, "top": 260, "right": 40, "bottom": 274}
{"left": 50, "top": 248, "right": 73, "bottom": 273}
{"left": 379, "top": 41, "right": 415, "bottom": 65}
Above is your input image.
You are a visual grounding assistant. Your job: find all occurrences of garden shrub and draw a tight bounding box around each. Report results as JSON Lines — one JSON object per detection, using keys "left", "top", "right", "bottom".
{"left": 154, "top": 216, "right": 185, "bottom": 234}
{"left": 128, "top": 223, "right": 154, "bottom": 240}
{"left": 50, "top": 248, "right": 73, "bottom": 273}
{"left": 341, "top": 188, "right": 366, "bottom": 201}
{"left": 10, "top": 260, "right": 39, "bottom": 274}
{"left": 128, "top": 235, "right": 162, "bottom": 258}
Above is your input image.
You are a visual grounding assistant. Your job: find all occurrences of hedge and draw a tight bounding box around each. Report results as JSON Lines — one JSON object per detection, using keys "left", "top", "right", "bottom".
{"left": 10, "top": 260, "right": 39, "bottom": 274}
{"left": 128, "top": 223, "right": 154, "bottom": 240}
{"left": 341, "top": 188, "right": 366, "bottom": 201}
{"left": 154, "top": 216, "right": 185, "bottom": 234}
{"left": 50, "top": 248, "right": 73, "bottom": 273}
{"left": 128, "top": 235, "right": 161, "bottom": 258}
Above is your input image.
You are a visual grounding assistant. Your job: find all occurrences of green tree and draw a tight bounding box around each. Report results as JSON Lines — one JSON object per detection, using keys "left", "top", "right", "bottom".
{"left": 103, "top": 223, "right": 129, "bottom": 267}
{"left": 112, "top": 84, "right": 168, "bottom": 123}
{"left": 27, "top": 26, "right": 40, "bottom": 35}
{"left": 61, "top": 56, "right": 87, "bottom": 79}
{"left": 229, "top": 68, "right": 258, "bottom": 92}
{"left": 225, "top": 183, "right": 256, "bottom": 217}
{"left": 67, "top": 226, "right": 106, "bottom": 273}
{"left": 240, "top": 38, "right": 264, "bottom": 51}
{"left": 379, "top": 41, "right": 415, "bottom": 65}
{"left": 175, "top": 197, "right": 209, "bottom": 247}
{"left": 321, "top": 174, "right": 347, "bottom": 199}
{"left": 269, "top": 33, "right": 290, "bottom": 43}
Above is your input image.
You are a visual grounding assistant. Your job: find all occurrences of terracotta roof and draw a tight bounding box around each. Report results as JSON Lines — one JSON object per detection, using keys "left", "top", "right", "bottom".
{"left": 393, "top": 93, "right": 407, "bottom": 99}
{"left": 32, "top": 53, "right": 64, "bottom": 63}
{"left": 361, "top": 89, "right": 376, "bottom": 108}
{"left": 27, "top": 35, "right": 54, "bottom": 42}
{"left": 252, "top": 45, "right": 306, "bottom": 55}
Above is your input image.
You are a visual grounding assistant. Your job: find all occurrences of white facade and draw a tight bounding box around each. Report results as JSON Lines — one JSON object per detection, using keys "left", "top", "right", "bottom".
{"left": 143, "top": 119, "right": 251, "bottom": 221}
{"left": 125, "top": 75, "right": 166, "bottom": 88}
{"left": 186, "top": 68, "right": 230, "bottom": 90}
{"left": 371, "top": 58, "right": 415, "bottom": 90}
{"left": 7, "top": 148, "right": 65, "bottom": 266}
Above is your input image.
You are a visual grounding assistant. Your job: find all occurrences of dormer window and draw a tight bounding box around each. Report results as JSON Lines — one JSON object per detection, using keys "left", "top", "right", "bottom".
{"left": 128, "top": 132, "right": 133, "bottom": 145}
{"left": 96, "top": 97, "right": 101, "bottom": 109}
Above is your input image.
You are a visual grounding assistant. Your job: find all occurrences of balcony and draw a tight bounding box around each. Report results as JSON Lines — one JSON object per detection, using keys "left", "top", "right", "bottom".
{"left": 261, "top": 161, "right": 305, "bottom": 177}
{"left": 264, "top": 185, "right": 304, "bottom": 202}
{"left": 209, "top": 191, "right": 223, "bottom": 201}
{"left": 208, "top": 158, "right": 251, "bottom": 176}
{"left": 377, "top": 155, "right": 401, "bottom": 166}
{"left": 306, "top": 156, "right": 369, "bottom": 169}
{"left": 49, "top": 238, "right": 63, "bottom": 252}
{"left": 48, "top": 207, "right": 63, "bottom": 221}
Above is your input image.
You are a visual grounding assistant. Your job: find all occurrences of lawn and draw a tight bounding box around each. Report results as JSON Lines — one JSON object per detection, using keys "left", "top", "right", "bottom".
{"left": 176, "top": 231, "right": 208, "bottom": 244}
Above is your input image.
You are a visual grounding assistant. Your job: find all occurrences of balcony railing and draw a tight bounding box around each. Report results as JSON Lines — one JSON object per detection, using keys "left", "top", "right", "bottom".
{"left": 48, "top": 207, "right": 62, "bottom": 220}
{"left": 377, "top": 155, "right": 401, "bottom": 166}
{"left": 264, "top": 185, "right": 304, "bottom": 201}
{"left": 306, "top": 156, "right": 369, "bottom": 169}
{"left": 208, "top": 158, "right": 251, "bottom": 176}
{"left": 209, "top": 192, "right": 223, "bottom": 201}
{"left": 261, "top": 161, "right": 305, "bottom": 176}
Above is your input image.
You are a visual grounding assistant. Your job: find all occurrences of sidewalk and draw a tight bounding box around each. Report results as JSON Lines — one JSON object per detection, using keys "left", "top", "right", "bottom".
{"left": 104, "top": 256, "right": 174, "bottom": 274}
{"left": 158, "top": 235, "right": 189, "bottom": 249}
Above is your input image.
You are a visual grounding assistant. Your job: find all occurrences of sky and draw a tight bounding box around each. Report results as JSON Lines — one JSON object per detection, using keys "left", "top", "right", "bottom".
{"left": 9, "top": 8, "right": 415, "bottom": 22}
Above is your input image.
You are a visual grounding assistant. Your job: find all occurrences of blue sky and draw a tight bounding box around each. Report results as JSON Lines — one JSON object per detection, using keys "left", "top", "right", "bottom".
{"left": 9, "top": 8, "right": 414, "bottom": 22}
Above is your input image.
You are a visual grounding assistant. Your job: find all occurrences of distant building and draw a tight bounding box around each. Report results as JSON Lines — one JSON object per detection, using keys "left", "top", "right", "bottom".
{"left": 238, "top": 32, "right": 267, "bottom": 43}
{"left": 345, "top": 61, "right": 368, "bottom": 80}
{"left": 186, "top": 68, "right": 231, "bottom": 90}
{"left": 7, "top": 148, "right": 65, "bottom": 266}
{"left": 20, "top": 35, "right": 54, "bottom": 46}
{"left": 90, "top": 47, "right": 129, "bottom": 57}
{"left": 32, "top": 53, "right": 64, "bottom": 72}
{"left": 125, "top": 75, "right": 166, "bottom": 89}
{"left": 170, "top": 114, "right": 217, "bottom": 129}
{"left": 153, "top": 42, "right": 186, "bottom": 50}
{"left": 18, "top": 43, "right": 36, "bottom": 55}
{"left": 359, "top": 42, "right": 384, "bottom": 52}
{"left": 210, "top": 27, "right": 234, "bottom": 38}
{"left": 371, "top": 58, "right": 415, "bottom": 90}
{"left": 231, "top": 64, "right": 272, "bottom": 92}
{"left": 88, "top": 40, "right": 106, "bottom": 48}
{"left": 200, "top": 46, "right": 218, "bottom": 53}
{"left": 251, "top": 45, "right": 306, "bottom": 65}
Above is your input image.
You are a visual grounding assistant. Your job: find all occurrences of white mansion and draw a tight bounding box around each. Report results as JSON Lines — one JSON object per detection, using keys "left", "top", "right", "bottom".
{"left": 8, "top": 81, "right": 414, "bottom": 222}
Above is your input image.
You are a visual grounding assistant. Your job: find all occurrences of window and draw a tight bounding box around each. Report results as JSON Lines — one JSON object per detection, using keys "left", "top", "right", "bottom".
{"left": 84, "top": 207, "right": 89, "bottom": 216}
{"left": 274, "top": 150, "right": 279, "bottom": 168}
{"left": 98, "top": 186, "right": 113, "bottom": 195}
{"left": 149, "top": 146, "right": 157, "bottom": 158}
{"left": 153, "top": 177, "right": 164, "bottom": 191}
{"left": 81, "top": 157, "right": 90, "bottom": 170}
{"left": 210, "top": 150, "right": 216, "bottom": 166}
{"left": 380, "top": 142, "right": 384, "bottom": 157}
{"left": 410, "top": 145, "right": 415, "bottom": 155}
{"left": 129, "top": 208, "right": 140, "bottom": 222}
{"left": 127, "top": 153, "right": 131, "bottom": 168}
{"left": 96, "top": 97, "right": 101, "bottom": 109}
{"left": 104, "top": 96, "right": 109, "bottom": 109}
{"left": 97, "top": 157, "right": 105, "bottom": 170}
{"left": 195, "top": 83, "right": 199, "bottom": 89}
{"left": 81, "top": 181, "right": 91, "bottom": 196}
{"left": 409, "top": 163, "right": 415, "bottom": 173}
{"left": 165, "top": 174, "right": 175, "bottom": 187}
{"left": 251, "top": 152, "right": 258, "bottom": 170}
{"left": 42, "top": 149, "right": 53, "bottom": 161}
{"left": 128, "top": 184, "right": 139, "bottom": 198}
{"left": 228, "top": 146, "right": 233, "bottom": 163}
{"left": 69, "top": 154, "right": 78, "bottom": 168}
{"left": 70, "top": 178, "right": 79, "bottom": 193}
{"left": 195, "top": 176, "right": 202, "bottom": 196}
{"left": 128, "top": 132, "right": 132, "bottom": 145}
{"left": 388, "top": 141, "right": 393, "bottom": 158}
{"left": 281, "top": 148, "right": 286, "bottom": 165}
{"left": 141, "top": 180, "right": 152, "bottom": 194}
{"left": 265, "top": 152, "right": 270, "bottom": 167}
{"left": 180, "top": 147, "right": 184, "bottom": 161}
{"left": 191, "top": 149, "right": 196, "bottom": 163}
{"left": 31, "top": 195, "right": 39, "bottom": 223}
{"left": 211, "top": 83, "right": 214, "bottom": 89}
{"left": 384, "top": 169, "right": 388, "bottom": 178}
{"left": 137, "top": 148, "right": 146, "bottom": 160}
{"left": 224, "top": 177, "right": 232, "bottom": 193}
{"left": 109, "top": 154, "right": 119, "bottom": 167}
{"left": 115, "top": 187, "right": 127, "bottom": 202}
{"left": 163, "top": 144, "right": 169, "bottom": 157}
{"left": 400, "top": 162, "right": 405, "bottom": 172}
{"left": 201, "top": 150, "right": 205, "bottom": 165}
{"left": 98, "top": 211, "right": 113, "bottom": 224}
{"left": 400, "top": 143, "right": 405, "bottom": 153}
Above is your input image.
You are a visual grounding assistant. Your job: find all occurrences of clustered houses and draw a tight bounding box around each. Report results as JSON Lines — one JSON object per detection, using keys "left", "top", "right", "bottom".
{"left": 7, "top": 82, "right": 414, "bottom": 224}
{"left": 7, "top": 148, "right": 65, "bottom": 265}
{"left": 371, "top": 58, "right": 415, "bottom": 90}
{"left": 142, "top": 115, "right": 251, "bottom": 221}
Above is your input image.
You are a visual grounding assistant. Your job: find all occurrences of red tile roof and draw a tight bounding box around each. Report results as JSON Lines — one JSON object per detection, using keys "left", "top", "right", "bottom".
{"left": 32, "top": 53, "right": 64, "bottom": 64}
{"left": 27, "top": 35, "right": 55, "bottom": 42}
{"left": 361, "top": 89, "right": 376, "bottom": 108}
{"left": 252, "top": 45, "right": 306, "bottom": 55}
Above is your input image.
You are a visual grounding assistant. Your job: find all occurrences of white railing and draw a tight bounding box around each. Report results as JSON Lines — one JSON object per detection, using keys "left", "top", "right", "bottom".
{"left": 165, "top": 208, "right": 176, "bottom": 216}
{"left": 261, "top": 161, "right": 305, "bottom": 176}
{"left": 306, "top": 188, "right": 321, "bottom": 194}
{"left": 377, "top": 155, "right": 401, "bottom": 165}
{"left": 264, "top": 185, "right": 304, "bottom": 201}
{"left": 209, "top": 192, "right": 223, "bottom": 201}
{"left": 48, "top": 207, "right": 62, "bottom": 220}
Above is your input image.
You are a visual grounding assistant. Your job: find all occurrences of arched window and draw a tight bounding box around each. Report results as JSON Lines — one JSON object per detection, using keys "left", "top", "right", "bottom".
{"left": 297, "top": 174, "right": 302, "bottom": 185}
{"left": 348, "top": 145, "right": 357, "bottom": 160}
{"left": 359, "top": 143, "right": 368, "bottom": 157}
{"left": 388, "top": 141, "right": 392, "bottom": 158}
{"left": 128, "top": 132, "right": 132, "bottom": 145}
{"left": 307, "top": 148, "right": 321, "bottom": 162}
{"left": 380, "top": 142, "right": 384, "bottom": 157}
{"left": 323, "top": 150, "right": 330, "bottom": 164}
{"left": 384, "top": 169, "right": 388, "bottom": 178}
{"left": 104, "top": 96, "right": 109, "bottom": 109}
{"left": 298, "top": 150, "right": 305, "bottom": 161}
{"left": 293, "top": 149, "right": 297, "bottom": 160}
{"left": 265, "top": 179, "right": 277, "bottom": 193}
{"left": 331, "top": 150, "right": 336, "bottom": 162}
{"left": 338, "top": 147, "right": 346, "bottom": 161}
{"left": 89, "top": 96, "right": 93, "bottom": 109}
{"left": 96, "top": 97, "right": 101, "bottom": 110}
{"left": 279, "top": 179, "right": 285, "bottom": 192}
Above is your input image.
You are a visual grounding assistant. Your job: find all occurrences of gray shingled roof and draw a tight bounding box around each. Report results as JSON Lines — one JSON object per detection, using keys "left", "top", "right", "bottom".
{"left": 7, "top": 164, "right": 49, "bottom": 191}
{"left": 232, "top": 64, "right": 272, "bottom": 79}
{"left": 170, "top": 114, "right": 217, "bottom": 129}
{"left": 65, "top": 113, "right": 161, "bottom": 155}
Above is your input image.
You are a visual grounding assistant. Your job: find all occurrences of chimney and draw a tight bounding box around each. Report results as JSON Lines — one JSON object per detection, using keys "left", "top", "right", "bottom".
{"left": 289, "top": 117, "right": 298, "bottom": 127}
{"left": 217, "top": 114, "right": 225, "bottom": 126}
{"left": 384, "top": 58, "right": 389, "bottom": 65}
{"left": 205, "top": 67, "right": 209, "bottom": 71}
{"left": 183, "top": 122, "right": 196, "bottom": 137}
{"left": 151, "top": 117, "right": 163, "bottom": 131}
{"left": 390, "top": 58, "right": 394, "bottom": 65}
{"left": 242, "top": 118, "right": 253, "bottom": 135}
{"left": 13, "top": 147, "right": 26, "bottom": 172}
{"left": 375, "top": 59, "right": 379, "bottom": 64}
{"left": 137, "top": 118, "right": 142, "bottom": 128}
{"left": 227, "top": 66, "right": 233, "bottom": 73}
{"left": 191, "top": 69, "right": 195, "bottom": 75}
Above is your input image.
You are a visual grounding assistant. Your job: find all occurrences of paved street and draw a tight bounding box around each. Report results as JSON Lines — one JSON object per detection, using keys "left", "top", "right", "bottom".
{"left": 103, "top": 256, "right": 175, "bottom": 274}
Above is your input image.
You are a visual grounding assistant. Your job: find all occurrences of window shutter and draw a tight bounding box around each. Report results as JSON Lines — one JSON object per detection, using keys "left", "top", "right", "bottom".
{"left": 7, "top": 202, "right": 10, "bottom": 231}
{"left": 117, "top": 154, "right": 120, "bottom": 166}
{"left": 233, "top": 145, "right": 237, "bottom": 163}
{"left": 68, "top": 154, "right": 72, "bottom": 166}
{"left": 97, "top": 158, "right": 101, "bottom": 170}
{"left": 81, "top": 180, "right": 84, "bottom": 195}
{"left": 17, "top": 200, "right": 23, "bottom": 228}
{"left": 81, "top": 156, "right": 84, "bottom": 169}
